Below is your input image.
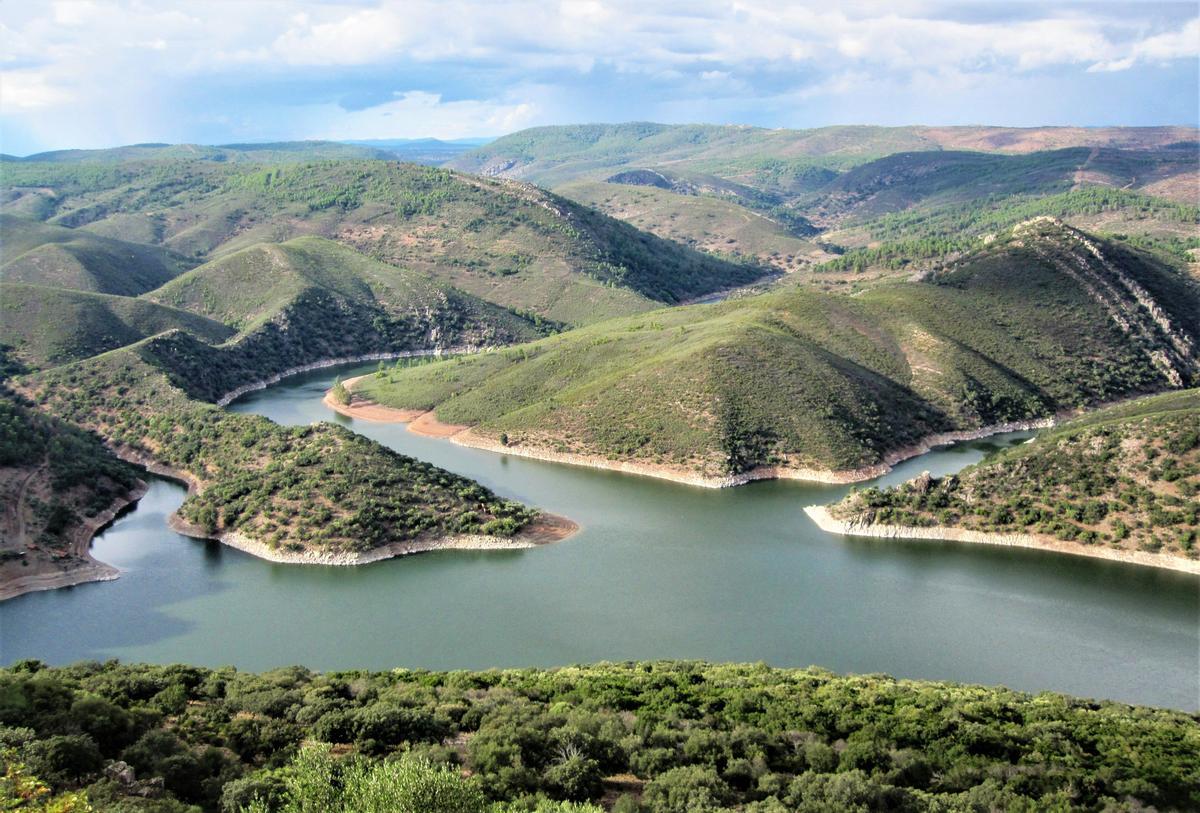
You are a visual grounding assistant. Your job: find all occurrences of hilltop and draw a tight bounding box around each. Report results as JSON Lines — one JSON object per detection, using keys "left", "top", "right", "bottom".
{"left": 2, "top": 140, "right": 396, "bottom": 164}
{"left": 447, "top": 123, "right": 1197, "bottom": 187}
{"left": 0, "top": 215, "right": 194, "bottom": 296}
{"left": 2, "top": 160, "right": 765, "bottom": 325}
{"left": 0, "top": 282, "right": 232, "bottom": 373}
{"left": 358, "top": 220, "right": 1199, "bottom": 484}
{"left": 818, "top": 389, "right": 1199, "bottom": 570}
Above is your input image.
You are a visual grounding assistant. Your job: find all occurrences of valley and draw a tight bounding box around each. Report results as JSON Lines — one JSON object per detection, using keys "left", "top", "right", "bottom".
{"left": 1, "top": 121, "right": 1197, "bottom": 813}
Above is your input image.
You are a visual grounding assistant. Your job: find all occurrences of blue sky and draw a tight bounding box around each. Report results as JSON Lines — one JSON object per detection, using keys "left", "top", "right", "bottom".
{"left": 1, "top": 1, "right": 1197, "bottom": 155}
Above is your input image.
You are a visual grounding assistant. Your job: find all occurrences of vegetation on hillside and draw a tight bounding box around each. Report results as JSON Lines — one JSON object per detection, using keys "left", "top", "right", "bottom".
{"left": 1, "top": 660, "right": 1196, "bottom": 813}
{"left": 362, "top": 223, "right": 1197, "bottom": 478}
{"left": 0, "top": 388, "right": 140, "bottom": 583}
{"left": 828, "top": 390, "right": 1200, "bottom": 560}
{"left": 0, "top": 215, "right": 194, "bottom": 296}
{"left": 2, "top": 161, "right": 764, "bottom": 326}
{"left": 21, "top": 345, "right": 536, "bottom": 555}
{"left": 0, "top": 283, "right": 233, "bottom": 371}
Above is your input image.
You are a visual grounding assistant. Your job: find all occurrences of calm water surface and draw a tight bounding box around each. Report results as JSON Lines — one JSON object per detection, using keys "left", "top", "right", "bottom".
{"left": 3, "top": 363, "right": 1197, "bottom": 709}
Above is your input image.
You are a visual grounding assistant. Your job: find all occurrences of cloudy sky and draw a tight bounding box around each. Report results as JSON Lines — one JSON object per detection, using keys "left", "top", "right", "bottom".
{"left": 1, "top": 1, "right": 1197, "bottom": 154}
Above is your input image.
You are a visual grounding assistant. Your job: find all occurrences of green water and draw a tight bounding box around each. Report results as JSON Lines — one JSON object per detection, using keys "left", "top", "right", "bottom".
{"left": 2, "top": 363, "right": 1197, "bottom": 710}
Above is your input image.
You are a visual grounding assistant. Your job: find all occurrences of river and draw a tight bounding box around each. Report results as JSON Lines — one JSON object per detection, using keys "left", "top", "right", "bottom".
{"left": 2, "top": 362, "right": 1196, "bottom": 710}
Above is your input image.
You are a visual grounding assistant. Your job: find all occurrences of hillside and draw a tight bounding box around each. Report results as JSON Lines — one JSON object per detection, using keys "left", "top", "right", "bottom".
{"left": 4, "top": 660, "right": 1197, "bottom": 813}
{"left": 358, "top": 221, "right": 1199, "bottom": 483}
{"left": 16, "top": 341, "right": 553, "bottom": 569}
{"left": 2, "top": 161, "right": 766, "bottom": 325}
{"left": 0, "top": 215, "right": 193, "bottom": 295}
{"left": 0, "top": 283, "right": 233, "bottom": 372}
{"left": 0, "top": 388, "right": 143, "bottom": 600}
{"left": 823, "top": 389, "right": 1199, "bottom": 565}
{"left": 448, "top": 124, "right": 1197, "bottom": 284}
{"left": 447, "top": 123, "right": 1198, "bottom": 189}
{"left": 559, "top": 179, "right": 829, "bottom": 274}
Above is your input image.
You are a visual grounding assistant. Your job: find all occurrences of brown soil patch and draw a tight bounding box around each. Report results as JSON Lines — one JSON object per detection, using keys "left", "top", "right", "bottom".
{"left": 407, "top": 411, "right": 469, "bottom": 437}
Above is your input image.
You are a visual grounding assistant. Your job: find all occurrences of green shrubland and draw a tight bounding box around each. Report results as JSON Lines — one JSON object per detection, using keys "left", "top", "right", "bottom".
{"left": 1, "top": 660, "right": 1196, "bottom": 812}
{"left": 829, "top": 389, "right": 1200, "bottom": 558}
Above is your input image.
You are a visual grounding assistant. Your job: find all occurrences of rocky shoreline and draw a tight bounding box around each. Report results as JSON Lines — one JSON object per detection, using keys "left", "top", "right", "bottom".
{"left": 804, "top": 505, "right": 1200, "bottom": 575}
{"left": 0, "top": 479, "right": 150, "bottom": 602}
{"left": 214, "top": 347, "right": 490, "bottom": 407}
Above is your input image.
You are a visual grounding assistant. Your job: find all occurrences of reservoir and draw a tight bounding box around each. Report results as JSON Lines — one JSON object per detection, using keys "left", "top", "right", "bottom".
{"left": 2, "top": 362, "right": 1197, "bottom": 710}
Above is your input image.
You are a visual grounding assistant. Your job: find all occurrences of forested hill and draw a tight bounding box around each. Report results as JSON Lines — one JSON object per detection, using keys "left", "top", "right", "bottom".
{"left": 826, "top": 389, "right": 1200, "bottom": 562}
{"left": 1, "top": 160, "right": 766, "bottom": 326}
{"left": 362, "top": 220, "right": 1199, "bottom": 481}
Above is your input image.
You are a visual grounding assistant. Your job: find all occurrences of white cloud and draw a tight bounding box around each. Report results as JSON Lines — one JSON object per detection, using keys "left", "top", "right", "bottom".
{"left": 1090, "top": 17, "right": 1200, "bottom": 72}
{"left": 0, "top": 1, "right": 1195, "bottom": 151}
{"left": 303, "top": 90, "right": 539, "bottom": 140}
{"left": 1, "top": 70, "right": 73, "bottom": 109}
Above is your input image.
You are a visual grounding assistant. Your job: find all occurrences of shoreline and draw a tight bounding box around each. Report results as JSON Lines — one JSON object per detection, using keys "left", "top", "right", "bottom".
{"left": 214, "top": 347, "right": 491, "bottom": 407}
{"left": 803, "top": 505, "right": 1200, "bottom": 575}
{"left": 166, "top": 512, "right": 577, "bottom": 566}
{"left": 328, "top": 377, "right": 1057, "bottom": 488}
{"left": 0, "top": 479, "right": 150, "bottom": 602}
{"left": 112, "top": 444, "right": 577, "bottom": 566}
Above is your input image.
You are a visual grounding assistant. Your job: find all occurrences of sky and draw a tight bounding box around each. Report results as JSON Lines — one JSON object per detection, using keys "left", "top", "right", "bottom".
{"left": 1, "top": 1, "right": 1198, "bottom": 155}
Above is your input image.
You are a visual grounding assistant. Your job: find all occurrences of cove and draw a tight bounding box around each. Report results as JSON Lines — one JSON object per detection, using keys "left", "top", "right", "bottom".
{"left": 2, "top": 362, "right": 1197, "bottom": 711}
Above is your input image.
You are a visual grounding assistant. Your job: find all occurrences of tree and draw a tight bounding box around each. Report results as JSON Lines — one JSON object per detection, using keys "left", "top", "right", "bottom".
{"left": 330, "top": 378, "right": 351, "bottom": 406}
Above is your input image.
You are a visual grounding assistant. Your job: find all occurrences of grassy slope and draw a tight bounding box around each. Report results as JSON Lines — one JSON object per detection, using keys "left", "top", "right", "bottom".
{"left": 0, "top": 283, "right": 233, "bottom": 371}
{"left": 558, "top": 180, "right": 828, "bottom": 273}
{"left": 4, "top": 660, "right": 1197, "bottom": 813}
{"left": 0, "top": 215, "right": 193, "bottom": 296}
{"left": 3, "top": 161, "right": 765, "bottom": 326}
{"left": 361, "top": 223, "right": 1199, "bottom": 477}
{"left": 829, "top": 389, "right": 1199, "bottom": 560}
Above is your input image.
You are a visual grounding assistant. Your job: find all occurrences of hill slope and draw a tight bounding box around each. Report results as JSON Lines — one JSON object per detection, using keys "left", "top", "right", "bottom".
{"left": 0, "top": 283, "right": 234, "bottom": 372}
{"left": 0, "top": 215, "right": 193, "bottom": 295}
{"left": 16, "top": 336, "right": 552, "bottom": 569}
{"left": 824, "top": 389, "right": 1199, "bottom": 565}
{"left": 359, "top": 221, "right": 1200, "bottom": 483}
{"left": 449, "top": 122, "right": 1197, "bottom": 195}
{"left": 3, "top": 161, "right": 766, "bottom": 325}
{"left": 0, "top": 387, "right": 143, "bottom": 600}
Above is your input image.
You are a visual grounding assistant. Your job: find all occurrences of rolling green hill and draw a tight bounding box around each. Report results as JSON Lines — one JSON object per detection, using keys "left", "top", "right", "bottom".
{"left": 448, "top": 124, "right": 1197, "bottom": 283}
{"left": 2, "top": 161, "right": 766, "bottom": 325}
{"left": 0, "top": 215, "right": 193, "bottom": 295}
{"left": 360, "top": 220, "right": 1199, "bottom": 481}
{"left": 447, "top": 123, "right": 1198, "bottom": 189}
{"left": 0, "top": 282, "right": 233, "bottom": 371}
{"left": 827, "top": 389, "right": 1199, "bottom": 561}
{"left": 559, "top": 180, "right": 829, "bottom": 274}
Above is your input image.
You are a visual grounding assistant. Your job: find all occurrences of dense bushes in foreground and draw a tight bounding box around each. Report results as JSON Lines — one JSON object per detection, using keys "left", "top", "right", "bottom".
{"left": 0, "top": 661, "right": 1196, "bottom": 812}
